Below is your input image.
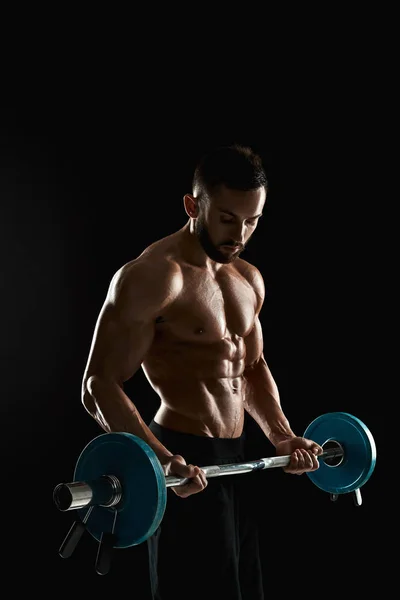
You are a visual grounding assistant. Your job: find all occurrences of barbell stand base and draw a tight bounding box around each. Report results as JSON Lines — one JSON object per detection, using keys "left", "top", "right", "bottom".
{"left": 95, "top": 532, "right": 117, "bottom": 575}
{"left": 329, "top": 488, "right": 362, "bottom": 506}
{"left": 353, "top": 488, "right": 362, "bottom": 506}
{"left": 95, "top": 508, "right": 118, "bottom": 576}
{"left": 59, "top": 506, "right": 94, "bottom": 558}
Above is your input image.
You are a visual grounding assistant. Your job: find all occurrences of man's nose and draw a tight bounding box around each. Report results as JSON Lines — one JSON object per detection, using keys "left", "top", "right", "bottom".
{"left": 231, "top": 222, "right": 246, "bottom": 245}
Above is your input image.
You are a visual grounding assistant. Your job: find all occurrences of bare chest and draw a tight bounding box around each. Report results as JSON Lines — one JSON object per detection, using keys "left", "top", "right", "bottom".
{"left": 156, "top": 268, "right": 256, "bottom": 341}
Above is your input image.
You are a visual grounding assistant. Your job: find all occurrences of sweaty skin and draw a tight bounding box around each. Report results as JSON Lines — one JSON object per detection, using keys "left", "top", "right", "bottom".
{"left": 82, "top": 186, "right": 322, "bottom": 497}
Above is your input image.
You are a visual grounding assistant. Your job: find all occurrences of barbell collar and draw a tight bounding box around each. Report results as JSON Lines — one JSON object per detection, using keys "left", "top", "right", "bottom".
{"left": 53, "top": 475, "right": 122, "bottom": 512}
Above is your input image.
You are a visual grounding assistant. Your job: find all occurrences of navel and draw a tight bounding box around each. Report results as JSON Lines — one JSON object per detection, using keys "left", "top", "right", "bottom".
{"left": 195, "top": 327, "right": 205, "bottom": 334}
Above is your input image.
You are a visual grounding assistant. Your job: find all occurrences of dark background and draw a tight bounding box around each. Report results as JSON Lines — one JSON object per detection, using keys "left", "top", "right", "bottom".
{"left": 1, "top": 37, "right": 391, "bottom": 596}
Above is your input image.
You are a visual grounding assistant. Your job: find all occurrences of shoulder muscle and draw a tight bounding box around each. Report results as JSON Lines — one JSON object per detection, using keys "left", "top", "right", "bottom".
{"left": 236, "top": 259, "right": 265, "bottom": 314}
{"left": 82, "top": 257, "right": 182, "bottom": 384}
{"left": 107, "top": 257, "right": 183, "bottom": 323}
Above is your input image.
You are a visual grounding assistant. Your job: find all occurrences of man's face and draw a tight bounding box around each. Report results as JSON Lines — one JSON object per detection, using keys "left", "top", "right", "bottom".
{"left": 194, "top": 185, "right": 266, "bottom": 264}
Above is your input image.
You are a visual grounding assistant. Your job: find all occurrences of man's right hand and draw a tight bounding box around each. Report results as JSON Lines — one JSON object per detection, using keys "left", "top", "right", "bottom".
{"left": 162, "top": 455, "right": 208, "bottom": 498}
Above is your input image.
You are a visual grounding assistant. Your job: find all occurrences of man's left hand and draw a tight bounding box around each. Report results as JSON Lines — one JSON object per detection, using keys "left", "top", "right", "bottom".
{"left": 275, "top": 437, "right": 323, "bottom": 475}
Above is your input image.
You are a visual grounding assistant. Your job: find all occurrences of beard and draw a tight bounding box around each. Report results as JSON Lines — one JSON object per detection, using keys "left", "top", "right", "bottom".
{"left": 194, "top": 215, "right": 244, "bottom": 264}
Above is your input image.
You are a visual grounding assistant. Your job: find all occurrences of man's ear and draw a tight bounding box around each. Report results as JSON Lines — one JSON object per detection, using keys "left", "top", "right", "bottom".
{"left": 183, "top": 194, "right": 198, "bottom": 218}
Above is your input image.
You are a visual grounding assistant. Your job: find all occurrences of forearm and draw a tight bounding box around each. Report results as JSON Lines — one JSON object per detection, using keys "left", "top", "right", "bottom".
{"left": 83, "top": 375, "right": 173, "bottom": 464}
{"left": 242, "top": 359, "right": 296, "bottom": 446}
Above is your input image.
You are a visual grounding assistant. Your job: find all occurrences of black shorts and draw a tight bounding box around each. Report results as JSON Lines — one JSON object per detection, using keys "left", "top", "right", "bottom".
{"left": 146, "top": 420, "right": 264, "bottom": 600}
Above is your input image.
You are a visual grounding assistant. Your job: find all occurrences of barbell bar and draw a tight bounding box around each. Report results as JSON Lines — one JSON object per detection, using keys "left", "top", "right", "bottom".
{"left": 53, "top": 411, "right": 377, "bottom": 575}
{"left": 54, "top": 445, "right": 344, "bottom": 513}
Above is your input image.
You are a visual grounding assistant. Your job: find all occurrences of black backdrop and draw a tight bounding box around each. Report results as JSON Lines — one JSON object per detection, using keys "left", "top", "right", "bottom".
{"left": 1, "top": 92, "right": 388, "bottom": 596}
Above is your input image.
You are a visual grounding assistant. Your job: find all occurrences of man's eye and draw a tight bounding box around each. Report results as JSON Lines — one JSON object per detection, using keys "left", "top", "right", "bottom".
{"left": 220, "top": 218, "right": 258, "bottom": 225}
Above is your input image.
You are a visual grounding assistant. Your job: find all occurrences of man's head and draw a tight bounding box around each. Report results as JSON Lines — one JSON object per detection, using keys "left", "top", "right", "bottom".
{"left": 184, "top": 144, "right": 268, "bottom": 264}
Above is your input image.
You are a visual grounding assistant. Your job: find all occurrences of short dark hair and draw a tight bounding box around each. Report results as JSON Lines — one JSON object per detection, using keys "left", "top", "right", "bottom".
{"left": 192, "top": 144, "right": 268, "bottom": 200}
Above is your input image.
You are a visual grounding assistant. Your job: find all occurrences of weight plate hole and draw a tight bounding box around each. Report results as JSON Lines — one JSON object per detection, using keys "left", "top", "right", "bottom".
{"left": 322, "top": 440, "right": 344, "bottom": 467}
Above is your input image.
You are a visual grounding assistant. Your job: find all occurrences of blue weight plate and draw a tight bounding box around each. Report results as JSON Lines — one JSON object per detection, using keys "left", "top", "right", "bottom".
{"left": 303, "top": 412, "right": 376, "bottom": 494}
{"left": 74, "top": 433, "right": 167, "bottom": 548}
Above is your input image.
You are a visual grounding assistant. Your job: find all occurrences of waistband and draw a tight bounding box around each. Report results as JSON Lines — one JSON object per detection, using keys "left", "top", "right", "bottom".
{"left": 148, "top": 419, "right": 246, "bottom": 460}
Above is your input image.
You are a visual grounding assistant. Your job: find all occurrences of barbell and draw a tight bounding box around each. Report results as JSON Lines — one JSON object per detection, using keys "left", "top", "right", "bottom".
{"left": 53, "top": 411, "right": 376, "bottom": 575}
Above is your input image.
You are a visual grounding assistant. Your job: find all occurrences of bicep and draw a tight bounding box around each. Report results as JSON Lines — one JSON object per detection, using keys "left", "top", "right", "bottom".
{"left": 242, "top": 262, "right": 266, "bottom": 369}
{"left": 244, "top": 315, "right": 264, "bottom": 369}
{"left": 84, "top": 300, "right": 156, "bottom": 385}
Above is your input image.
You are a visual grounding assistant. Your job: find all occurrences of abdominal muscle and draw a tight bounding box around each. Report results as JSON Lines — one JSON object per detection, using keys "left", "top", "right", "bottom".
{"left": 142, "top": 342, "right": 247, "bottom": 438}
